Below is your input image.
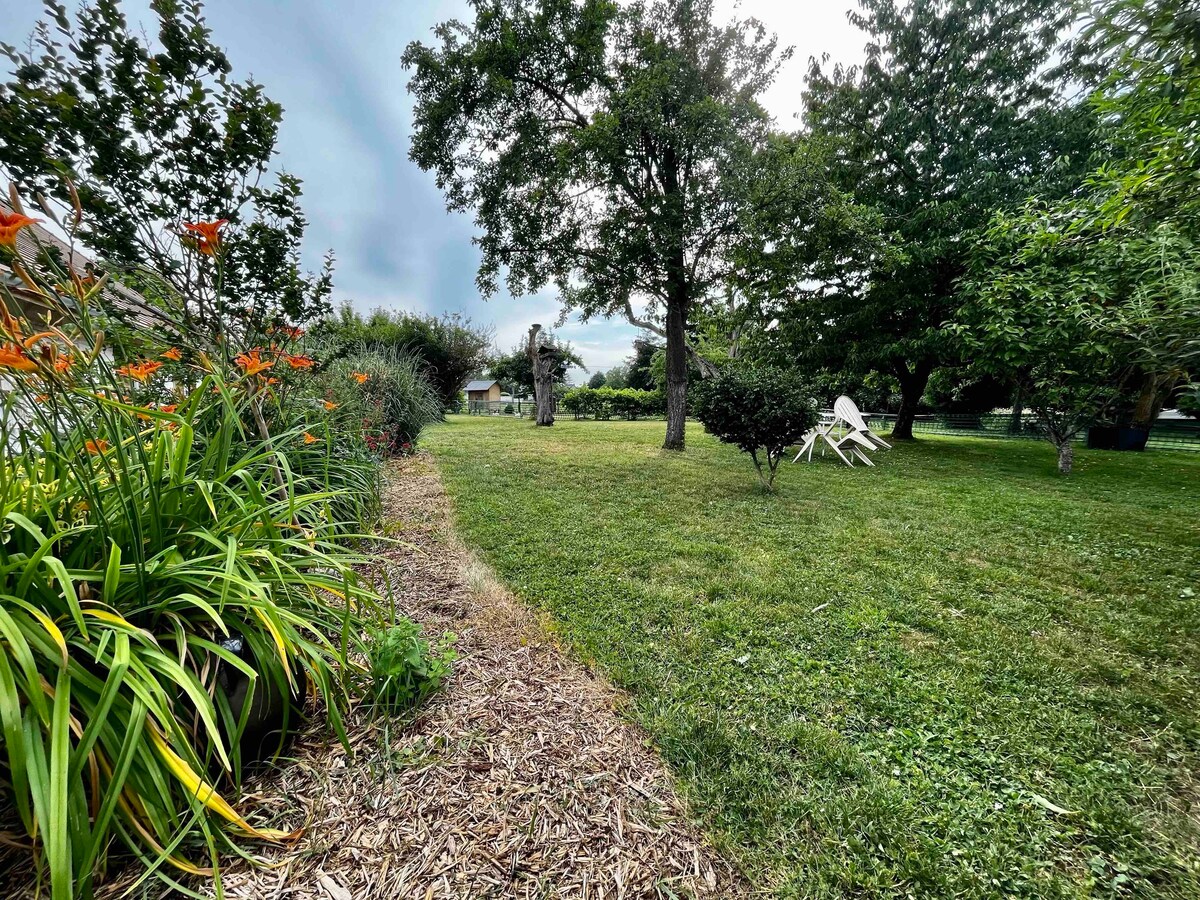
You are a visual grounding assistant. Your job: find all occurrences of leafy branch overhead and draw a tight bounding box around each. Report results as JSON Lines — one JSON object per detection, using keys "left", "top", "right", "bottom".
{"left": 0, "top": 0, "right": 333, "bottom": 336}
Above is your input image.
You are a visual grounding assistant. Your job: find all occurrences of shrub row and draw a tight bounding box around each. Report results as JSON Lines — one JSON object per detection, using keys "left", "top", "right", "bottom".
{"left": 561, "top": 386, "right": 665, "bottom": 419}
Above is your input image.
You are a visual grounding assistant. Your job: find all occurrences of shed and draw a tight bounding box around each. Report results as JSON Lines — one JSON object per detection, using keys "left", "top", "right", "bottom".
{"left": 464, "top": 379, "right": 501, "bottom": 404}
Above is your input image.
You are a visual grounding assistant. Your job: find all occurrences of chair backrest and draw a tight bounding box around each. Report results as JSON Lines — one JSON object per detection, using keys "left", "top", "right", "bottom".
{"left": 834, "top": 395, "right": 871, "bottom": 432}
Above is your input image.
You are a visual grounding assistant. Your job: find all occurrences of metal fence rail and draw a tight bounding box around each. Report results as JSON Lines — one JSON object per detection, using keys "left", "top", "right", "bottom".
{"left": 865, "top": 412, "right": 1200, "bottom": 452}
{"left": 467, "top": 399, "right": 554, "bottom": 416}
{"left": 462, "top": 403, "right": 1200, "bottom": 452}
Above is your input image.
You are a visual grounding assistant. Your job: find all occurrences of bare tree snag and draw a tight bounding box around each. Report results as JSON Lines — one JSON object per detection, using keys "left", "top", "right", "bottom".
{"left": 527, "top": 323, "right": 559, "bottom": 427}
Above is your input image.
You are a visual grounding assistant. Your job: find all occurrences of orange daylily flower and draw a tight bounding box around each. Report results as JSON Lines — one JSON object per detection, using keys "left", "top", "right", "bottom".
{"left": 161, "top": 347, "right": 182, "bottom": 361}
{"left": 116, "top": 360, "right": 163, "bottom": 383}
{"left": 182, "top": 219, "right": 228, "bottom": 255}
{"left": 323, "top": 400, "right": 339, "bottom": 411}
{"left": 283, "top": 354, "right": 315, "bottom": 369}
{"left": 0, "top": 210, "right": 41, "bottom": 248}
{"left": 351, "top": 372, "right": 370, "bottom": 384}
{"left": 53, "top": 353, "right": 73, "bottom": 373}
{"left": 234, "top": 349, "right": 273, "bottom": 377}
{"left": 302, "top": 432, "right": 320, "bottom": 444}
{"left": 281, "top": 325, "right": 304, "bottom": 340}
{"left": 0, "top": 342, "right": 38, "bottom": 372}
{"left": 160, "top": 404, "right": 178, "bottom": 414}
{"left": 85, "top": 439, "right": 109, "bottom": 455}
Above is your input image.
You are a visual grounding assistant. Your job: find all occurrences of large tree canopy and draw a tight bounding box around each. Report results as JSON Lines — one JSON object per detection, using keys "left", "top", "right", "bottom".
{"left": 959, "top": 0, "right": 1200, "bottom": 473}
{"left": 794, "top": 0, "right": 1097, "bottom": 438}
{"left": 0, "top": 0, "right": 331, "bottom": 340}
{"left": 403, "top": 0, "right": 785, "bottom": 449}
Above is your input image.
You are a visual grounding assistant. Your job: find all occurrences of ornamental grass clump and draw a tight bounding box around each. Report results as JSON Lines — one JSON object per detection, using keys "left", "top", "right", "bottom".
{"left": 322, "top": 346, "right": 442, "bottom": 455}
{"left": 0, "top": 189, "right": 383, "bottom": 898}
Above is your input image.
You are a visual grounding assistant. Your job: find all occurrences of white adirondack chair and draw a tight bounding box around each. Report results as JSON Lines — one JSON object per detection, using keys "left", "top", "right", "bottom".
{"left": 834, "top": 396, "right": 891, "bottom": 451}
{"left": 794, "top": 395, "right": 889, "bottom": 467}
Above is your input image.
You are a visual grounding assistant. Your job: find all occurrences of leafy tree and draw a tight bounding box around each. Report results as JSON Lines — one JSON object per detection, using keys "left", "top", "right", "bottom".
{"left": 404, "top": 0, "right": 785, "bottom": 450}
{"left": 797, "top": 0, "right": 1098, "bottom": 438}
{"left": 723, "top": 133, "right": 889, "bottom": 367}
{"left": 960, "top": 207, "right": 1197, "bottom": 473}
{"left": 588, "top": 371, "right": 608, "bottom": 389}
{"left": 602, "top": 362, "right": 629, "bottom": 389}
{"left": 692, "top": 364, "right": 816, "bottom": 491}
{"left": 624, "top": 336, "right": 663, "bottom": 391}
{"left": 316, "top": 303, "right": 495, "bottom": 410}
{"left": 960, "top": 0, "right": 1200, "bottom": 473}
{"left": 489, "top": 331, "right": 582, "bottom": 396}
{"left": 0, "top": 0, "right": 331, "bottom": 339}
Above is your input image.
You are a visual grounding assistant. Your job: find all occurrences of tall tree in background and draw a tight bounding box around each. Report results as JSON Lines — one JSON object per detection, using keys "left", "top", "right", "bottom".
{"left": 800, "top": 0, "right": 1097, "bottom": 438}
{"left": 0, "top": 0, "right": 331, "bottom": 339}
{"left": 958, "top": 0, "right": 1200, "bottom": 472}
{"left": 404, "top": 0, "right": 784, "bottom": 450}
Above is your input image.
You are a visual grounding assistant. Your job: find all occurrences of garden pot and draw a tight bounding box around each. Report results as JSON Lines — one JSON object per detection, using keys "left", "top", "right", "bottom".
{"left": 1117, "top": 426, "right": 1150, "bottom": 451}
{"left": 1086, "top": 425, "right": 1119, "bottom": 450}
{"left": 216, "top": 635, "right": 309, "bottom": 765}
{"left": 1087, "top": 425, "right": 1150, "bottom": 451}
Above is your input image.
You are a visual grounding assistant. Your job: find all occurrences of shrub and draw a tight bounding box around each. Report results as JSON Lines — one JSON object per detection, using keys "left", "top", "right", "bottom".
{"left": 323, "top": 346, "right": 442, "bottom": 454}
{"left": 315, "top": 305, "right": 493, "bottom": 411}
{"left": 610, "top": 387, "right": 663, "bottom": 419}
{"left": 561, "top": 386, "right": 663, "bottom": 420}
{"left": 692, "top": 365, "right": 817, "bottom": 491}
{"left": 367, "top": 621, "right": 455, "bottom": 713}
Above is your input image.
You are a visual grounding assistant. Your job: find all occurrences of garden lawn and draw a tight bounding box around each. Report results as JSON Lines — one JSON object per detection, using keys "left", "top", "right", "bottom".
{"left": 424, "top": 416, "right": 1200, "bottom": 899}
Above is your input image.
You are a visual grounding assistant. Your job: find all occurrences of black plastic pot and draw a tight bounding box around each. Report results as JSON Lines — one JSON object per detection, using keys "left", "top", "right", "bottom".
{"left": 1087, "top": 425, "right": 1119, "bottom": 450}
{"left": 1117, "top": 426, "right": 1150, "bottom": 451}
{"left": 1087, "top": 425, "right": 1151, "bottom": 451}
{"left": 216, "top": 635, "right": 309, "bottom": 764}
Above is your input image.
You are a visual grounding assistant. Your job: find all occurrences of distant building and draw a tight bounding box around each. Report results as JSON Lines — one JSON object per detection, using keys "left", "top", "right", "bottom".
{"left": 464, "top": 379, "right": 501, "bottom": 405}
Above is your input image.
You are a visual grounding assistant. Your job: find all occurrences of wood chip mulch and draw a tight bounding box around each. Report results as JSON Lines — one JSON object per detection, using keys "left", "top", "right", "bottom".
{"left": 201, "top": 452, "right": 748, "bottom": 899}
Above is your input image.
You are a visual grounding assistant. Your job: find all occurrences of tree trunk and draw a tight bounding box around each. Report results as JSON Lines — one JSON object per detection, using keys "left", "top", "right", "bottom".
{"left": 1128, "top": 374, "right": 1176, "bottom": 429}
{"left": 891, "top": 362, "right": 933, "bottom": 441}
{"left": 527, "top": 324, "right": 555, "bottom": 427}
{"left": 1056, "top": 439, "right": 1073, "bottom": 475}
{"left": 662, "top": 296, "right": 688, "bottom": 451}
{"left": 1009, "top": 385, "right": 1024, "bottom": 434}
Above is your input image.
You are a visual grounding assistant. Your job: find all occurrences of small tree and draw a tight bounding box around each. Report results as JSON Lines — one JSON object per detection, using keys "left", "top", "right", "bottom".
{"left": 692, "top": 365, "right": 816, "bottom": 491}
{"left": 959, "top": 209, "right": 1197, "bottom": 474}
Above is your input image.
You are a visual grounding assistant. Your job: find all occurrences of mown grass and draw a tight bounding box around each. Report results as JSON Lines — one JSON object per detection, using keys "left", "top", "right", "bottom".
{"left": 424, "top": 416, "right": 1200, "bottom": 899}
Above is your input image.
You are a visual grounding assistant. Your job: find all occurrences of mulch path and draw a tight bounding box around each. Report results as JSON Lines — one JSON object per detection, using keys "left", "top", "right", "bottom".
{"left": 199, "top": 453, "right": 747, "bottom": 898}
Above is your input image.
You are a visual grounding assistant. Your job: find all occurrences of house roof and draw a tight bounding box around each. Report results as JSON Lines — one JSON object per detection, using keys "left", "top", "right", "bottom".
{"left": 1, "top": 200, "right": 176, "bottom": 334}
{"left": 464, "top": 379, "right": 499, "bottom": 392}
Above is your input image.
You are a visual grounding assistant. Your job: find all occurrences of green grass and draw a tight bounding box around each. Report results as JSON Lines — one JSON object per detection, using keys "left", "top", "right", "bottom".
{"left": 424, "top": 416, "right": 1200, "bottom": 899}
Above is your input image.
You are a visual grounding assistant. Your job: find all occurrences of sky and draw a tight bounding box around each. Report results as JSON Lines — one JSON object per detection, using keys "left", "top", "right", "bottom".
{"left": 1, "top": 0, "right": 866, "bottom": 380}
